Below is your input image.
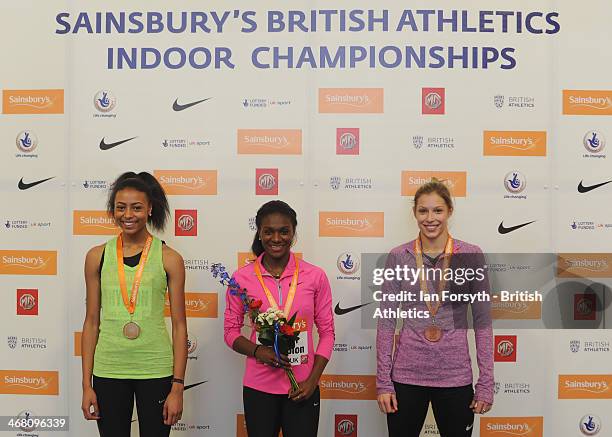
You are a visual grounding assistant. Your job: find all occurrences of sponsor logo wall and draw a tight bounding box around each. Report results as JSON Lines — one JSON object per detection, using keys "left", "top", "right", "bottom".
{"left": 2, "top": 3, "right": 612, "bottom": 437}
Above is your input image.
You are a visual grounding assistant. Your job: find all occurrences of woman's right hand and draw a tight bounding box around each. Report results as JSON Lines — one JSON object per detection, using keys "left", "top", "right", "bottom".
{"left": 81, "top": 386, "right": 100, "bottom": 420}
{"left": 255, "top": 345, "right": 291, "bottom": 369}
{"left": 377, "top": 392, "right": 398, "bottom": 414}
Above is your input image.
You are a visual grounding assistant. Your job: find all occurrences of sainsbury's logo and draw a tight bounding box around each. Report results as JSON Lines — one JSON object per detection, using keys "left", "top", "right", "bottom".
{"left": 0, "top": 370, "right": 59, "bottom": 395}
{"left": 2, "top": 89, "right": 64, "bottom": 114}
{"left": 557, "top": 253, "right": 612, "bottom": 278}
{"left": 73, "top": 211, "right": 118, "bottom": 235}
{"left": 319, "top": 212, "right": 384, "bottom": 237}
{"left": 154, "top": 170, "right": 218, "bottom": 195}
{"left": 0, "top": 250, "right": 57, "bottom": 275}
{"left": 558, "top": 375, "right": 612, "bottom": 399}
{"left": 320, "top": 375, "right": 376, "bottom": 400}
{"left": 401, "top": 171, "right": 467, "bottom": 197}
{"left": 319, "top": 88, "right": 383, "bottom": 113}
{"left": 483, "top": 131, "right": 547, "bottom": 156}
{"left": 480, "top": 417, "right": 543, "bottom": 437}
{"left": 164, "top": 292, "right": 218, "bottom": 318}
{"left": 237, "top": 129, "right": 302, "bottom": 154}
{"left": 563, "top": 90, "right": 612, "bottom": 115}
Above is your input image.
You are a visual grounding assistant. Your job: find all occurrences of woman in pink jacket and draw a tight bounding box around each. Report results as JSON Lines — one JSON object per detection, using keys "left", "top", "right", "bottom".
{"left": 224, "top": 200, "right": 335, "bottom": 437}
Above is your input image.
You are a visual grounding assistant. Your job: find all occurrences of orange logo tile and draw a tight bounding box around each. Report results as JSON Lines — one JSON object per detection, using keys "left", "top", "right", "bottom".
{"left": 481, "top": 417, "right": 543, "bottom": 437}
{"left": 0, "top": 370, "right": 59, "bottom": 395}
{"left": 556, "top": 253, "right": 612, "bottom": 278}
{"left": 563, "top": 90, "right": 612, "bottom": 115}
{"left": 0, "top": 250, "right": 57, "bottom": 275}
{"left": 164, "top": 292, "right": 218, "bottom": 318}
{"left": 319, "top": 212, "right": 384, "bottom": 237}
{"left": 2, "top": 89, "right": 64, "bottom": 114}
{"left": 401, "top": 171, "right": 467, "bottom": 197}
{"left": 154, "top": 170, "right": 218, "bottom": 195}
{"left": 236, "top": 414, "right": 282, "bottom": 437}
{"left": 320, "top": 374, "right": 377, "bottom": 400}
{"left": 74, "top": 332, "right": 82, "bottom": 356}
{"left": 237, "top": 252, "right": 302, "bottom": 269}
{"left": 318, "top": 88, "right": 384, "bottom": 113}
{"left": 491, "top": 301, "right": 542, "bottom": 320}
{"left": 73, "top": 210, "right": 118, "bottom": 235}
{"left": 237, "top": 129, "right": 302, "bottom": 155}
{"left": 483, "top": 131, "right": 547, "bottom": 156}
{"left": 558, "top": 374, "right": 612, "bottom": 399}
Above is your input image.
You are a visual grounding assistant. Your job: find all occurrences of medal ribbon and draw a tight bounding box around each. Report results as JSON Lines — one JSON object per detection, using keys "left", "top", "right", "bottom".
{"left": 254, "top": 256, "right": 299, "bottom": 317}
{"left": 414, "top": 234, "right": 454, "bottom": 321}
{"left": 116, "top": 234, "right": 153, "bottom": 315}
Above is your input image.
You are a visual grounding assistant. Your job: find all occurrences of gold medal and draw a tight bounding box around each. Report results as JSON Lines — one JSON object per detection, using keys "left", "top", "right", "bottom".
{"left": 123, "top": 321, "right": 141, "bottom": 340}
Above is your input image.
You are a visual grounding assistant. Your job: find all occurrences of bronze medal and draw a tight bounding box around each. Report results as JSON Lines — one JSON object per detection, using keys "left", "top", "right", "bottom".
{"left": 424, "top": 324, "right": 442, "bottom": 342}
{"left": 123, "top": 321, "right": 141, "bottom": 340}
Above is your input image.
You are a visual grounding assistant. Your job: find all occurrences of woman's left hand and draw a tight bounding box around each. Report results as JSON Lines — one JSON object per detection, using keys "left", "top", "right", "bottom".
{"left": 470, "top": 399, "right": 492, "bottom": 414}
{"left": 288, "top": 378, "right": 317, "bottom": 402}
{"left": 163, "top": 389, "right": 183, "bottom": 425}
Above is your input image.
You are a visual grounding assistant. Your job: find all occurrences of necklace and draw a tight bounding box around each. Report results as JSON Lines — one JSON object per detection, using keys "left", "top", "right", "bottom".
{"left": 262, "top": 258, "right": 284, "bottom": 279}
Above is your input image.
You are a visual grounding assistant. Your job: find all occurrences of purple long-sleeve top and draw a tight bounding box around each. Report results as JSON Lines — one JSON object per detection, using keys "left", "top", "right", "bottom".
{"left": 376, "top": 239, "right": 494, "bottom": 404}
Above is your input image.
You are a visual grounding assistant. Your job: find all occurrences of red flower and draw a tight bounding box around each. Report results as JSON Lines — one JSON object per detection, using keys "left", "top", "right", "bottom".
{"left": 280, "top": 324, "right": 295, "bottom": 336}
{"left": 249, "top": 299, "right": 263, "bottom": 310}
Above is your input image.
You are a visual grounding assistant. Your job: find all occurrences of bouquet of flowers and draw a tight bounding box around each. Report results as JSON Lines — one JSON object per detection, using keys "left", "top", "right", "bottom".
{"left": 211, "top": 263, "right": 300, "bottom": 391}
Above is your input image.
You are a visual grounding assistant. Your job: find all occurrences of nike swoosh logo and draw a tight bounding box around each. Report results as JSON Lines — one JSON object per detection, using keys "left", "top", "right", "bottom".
{"left": 466, "top": 423, "right": 473, "bottom": 431}
{"left": 578, "top": 179, "right": 612, "bottom": 193}
{"left": 172, "top": 98, "right": 212, "bottom": 112}
{"left": 334, "top": 301, "right": 373, "bottom": 316}
{"left": 18, "top": 176, "right": 55, "bottom": 190}
{"left": 99, "top": 136, "right": 137, "bottom": 150}
{"left": 498, "top": 220, "right": 536, "bottom": 234}
{"left": 158, "top": 380, "right": 207, "bottom": 403}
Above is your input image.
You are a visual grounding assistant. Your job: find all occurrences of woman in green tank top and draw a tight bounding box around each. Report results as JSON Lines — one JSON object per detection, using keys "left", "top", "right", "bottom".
{"left": 80, "top": 171, "right": 187, "bottom": 437}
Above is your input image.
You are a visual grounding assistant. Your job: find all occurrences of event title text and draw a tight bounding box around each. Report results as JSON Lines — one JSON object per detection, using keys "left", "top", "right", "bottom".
{"left": 55, "top": 9, "right": 561, "bottom": 70}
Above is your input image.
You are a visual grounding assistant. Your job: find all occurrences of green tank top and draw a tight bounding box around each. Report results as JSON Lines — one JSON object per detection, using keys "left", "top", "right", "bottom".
{"left": 93, "top": 236, "right": 173, "bottom": 378}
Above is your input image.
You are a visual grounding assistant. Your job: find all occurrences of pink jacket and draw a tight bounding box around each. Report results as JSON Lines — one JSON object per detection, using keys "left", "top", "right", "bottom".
{"left": 223, "top": 252, "right": 335, "bottom": 394}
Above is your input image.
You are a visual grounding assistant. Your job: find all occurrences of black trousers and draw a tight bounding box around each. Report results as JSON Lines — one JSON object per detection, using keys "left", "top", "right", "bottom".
{"left": 387, "top": 382, "right": 475, "bottom": 437}
{"left": 243, "top": 386, "right": 320, "bottom": 437}
{"left": 92, "top": 375, "right": 172, "bottom": 437}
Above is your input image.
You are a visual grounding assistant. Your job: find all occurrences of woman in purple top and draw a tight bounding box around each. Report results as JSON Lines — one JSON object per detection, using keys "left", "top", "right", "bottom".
{"left": 376, "top": 179, "right": 494, "bottom": 437}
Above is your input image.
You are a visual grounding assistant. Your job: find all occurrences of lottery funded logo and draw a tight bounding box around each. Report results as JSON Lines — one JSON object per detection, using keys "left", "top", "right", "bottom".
{"left": 504, "top": 171, "right": 526, "bottom": 196}
{"left": 335, "top": 414, "right": 357, "bottom": 437}
{"left": 579, "top": 414, "right": 601, "bottom": 435}
{"left": 15, "top": 130, "right": 39, "bottom": 157}
{"left": 17, "top": 289, "right": 38, "bottom": 315}
{"left": 93, "top": 89, "right": 117, "bottom": 116}
{"left": 495, "top": 335, "right": 517, "bottom": 362}
{"left": 422, "top": 88, "right": 445, "bottom": 115}
{"left": 336, "top": 128, "right": 360, "bottom": 155}
{"left": 175, "top": 210, "right": 198, "bottom": 237}
{"left": 582, "top": 130, "right": 606, "bottom": 158}
{"left": 256, "top": 168, "right": 279, "bottom": 195}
